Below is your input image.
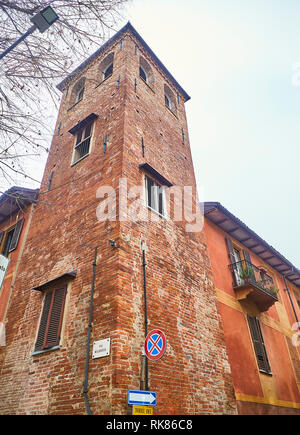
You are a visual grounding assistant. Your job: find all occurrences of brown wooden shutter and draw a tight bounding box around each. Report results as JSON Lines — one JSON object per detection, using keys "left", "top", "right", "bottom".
{"left": 34, "top": 286, "right": 67, "bottom": 352}
{"left": 226, "top": 237, "right": 238, "bottom": 286}
{"left": 9, "top": 218, "right": 24, "bottom": 252}
{"left": 0, "top": 231, "right": 4, "bottom": 246}
{"left": 34, "top": 291, "right": 52, "bottom": 352}
{"left": 243, "top": 249, "right": 252, "bottom": 265}
{"left": 225, "top": 237, "right": 235, "bottom": 264}
{"left": 247, "top": 315, "right": 271, "bottom": 373}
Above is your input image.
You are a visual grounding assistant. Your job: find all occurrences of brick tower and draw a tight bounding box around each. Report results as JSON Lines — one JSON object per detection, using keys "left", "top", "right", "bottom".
{"left": 0, "top": 23, "right": 236, "bottom": 415}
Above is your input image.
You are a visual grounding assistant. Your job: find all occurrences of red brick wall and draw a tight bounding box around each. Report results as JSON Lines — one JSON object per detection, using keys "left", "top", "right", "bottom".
{"left": 0, "top": 30, "right": 236, "bottom": 415}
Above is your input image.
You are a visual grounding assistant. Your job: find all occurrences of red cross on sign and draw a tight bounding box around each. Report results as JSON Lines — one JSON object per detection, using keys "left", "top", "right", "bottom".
{"left": 144, "top": 329, "right": 167, "bottom": 361}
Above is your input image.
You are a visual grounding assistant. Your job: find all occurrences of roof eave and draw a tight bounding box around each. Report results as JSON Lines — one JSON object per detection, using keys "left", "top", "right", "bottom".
{"left": 203, "top": 202, "right": 300, "bottom": 288}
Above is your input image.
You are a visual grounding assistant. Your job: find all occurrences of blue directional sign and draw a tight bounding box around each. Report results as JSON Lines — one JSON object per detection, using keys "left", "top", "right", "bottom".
{"left": 127, "top": 389, "right": 157, "bottom": 406}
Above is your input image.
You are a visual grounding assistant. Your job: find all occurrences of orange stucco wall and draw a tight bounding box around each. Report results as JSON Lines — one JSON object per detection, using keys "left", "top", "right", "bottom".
{"left": 0, "top": 206, "right": 33, "bottom": 322}
{"left": 204, "top": 217, "right": 300, "bottom": 414}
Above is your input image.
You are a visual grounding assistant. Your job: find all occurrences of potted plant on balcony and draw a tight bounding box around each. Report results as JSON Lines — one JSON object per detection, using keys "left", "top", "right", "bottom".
{"left": 269, "top": 284, "right": 279, "bottom": 297}
{"left": 240, "top": 265, "right": 254, "bottom": 283}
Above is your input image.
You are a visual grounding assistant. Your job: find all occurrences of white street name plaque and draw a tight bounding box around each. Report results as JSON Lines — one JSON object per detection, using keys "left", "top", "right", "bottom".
{"left": 92, "top": 338, "right": 110, "bottom": 359}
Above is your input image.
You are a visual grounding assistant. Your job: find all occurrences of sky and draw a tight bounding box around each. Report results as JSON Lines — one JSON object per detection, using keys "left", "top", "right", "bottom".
{"left": 120, "top": 0, "right": 300, "bottom": 267}
{"left": 4, "top": 0, "right": 300, "bottom": 268}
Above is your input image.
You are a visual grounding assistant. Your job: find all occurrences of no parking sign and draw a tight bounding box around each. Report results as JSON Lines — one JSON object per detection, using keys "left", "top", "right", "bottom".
{"left": 144, "top": 329, "right": 167, "bottom": 361}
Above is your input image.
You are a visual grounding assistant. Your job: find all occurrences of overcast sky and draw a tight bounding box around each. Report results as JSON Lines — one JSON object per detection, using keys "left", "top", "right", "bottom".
{"left": 119, "top": 0, "right": 300, "bottom": 267}
{"left": 6, "top": 1, "right": 299, "bottom": 268}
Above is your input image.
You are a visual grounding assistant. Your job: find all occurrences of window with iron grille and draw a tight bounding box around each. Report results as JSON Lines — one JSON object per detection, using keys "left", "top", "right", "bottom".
{"left": 72, "top": 123, "right": 92, "bottom": 165}
{"left": 34, "top": 286, "right": 67, "bottom": 352}
{"left": 247, "top": 315, "right": 272, "bottom": 374}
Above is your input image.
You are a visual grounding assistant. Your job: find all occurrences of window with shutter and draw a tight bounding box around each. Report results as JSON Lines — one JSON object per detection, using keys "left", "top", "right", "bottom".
{"left": 34, "top": 286, "right": 67, "bottom": 352}
{"left": 9, "top": 218, "right": 24, "bottom": 252}
{"left": 247, "top": 315, "right": 271, "bottom": 374}
{"left": 0, "top": 218, "right": 24, "bottom": 258}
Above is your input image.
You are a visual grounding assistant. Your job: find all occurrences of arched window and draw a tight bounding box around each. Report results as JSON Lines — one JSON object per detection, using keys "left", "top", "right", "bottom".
{"left": 99, "top": 52, "right": 114, "bottom": 82}
{"left": 139, "top": 66, "right": 147, "bottom": 83}
{"left": 103, "top": 62, "right": 113, "bottom": 80}
{"left": 139, "top": 56, "right": 154, "bottom": 88}
{"left": 76, "top": 86, "right": 84, "bottom": 103}
{"left": 70, "top": 77, "right": 86, "bottom": 106}
{"left": 164, "top": 84, "right": 177, "bottom": 115}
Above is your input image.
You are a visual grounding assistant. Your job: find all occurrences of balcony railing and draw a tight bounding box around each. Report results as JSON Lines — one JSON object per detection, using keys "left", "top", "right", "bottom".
{"left": 228, "top": 260, "right": 278, "bottom": 311}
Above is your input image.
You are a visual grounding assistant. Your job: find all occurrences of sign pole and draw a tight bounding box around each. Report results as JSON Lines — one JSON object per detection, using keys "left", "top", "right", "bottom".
{"left": 141, "top": 248, "right": 149, "bottom": 390}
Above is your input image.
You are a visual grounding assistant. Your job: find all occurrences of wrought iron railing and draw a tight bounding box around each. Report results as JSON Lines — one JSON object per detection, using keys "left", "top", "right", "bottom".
{"left": 228, "top": 260, "right": 278, "bottom": 300}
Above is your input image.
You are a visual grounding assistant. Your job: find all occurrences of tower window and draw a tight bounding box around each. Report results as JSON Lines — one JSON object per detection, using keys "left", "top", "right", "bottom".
{"left": 99, "top": 52, "right": 114, "bottom": 83}
{"left": 164, "top": 84, "right": 177, "bottom": 115}
{"left": 72, "top": 122, "right": 93, "bottom": 165}
{"left": 34, "top": 286, "right": 67, "bottom": 352}
{"left": 103, "top": 62, "right": 113, "bottom": 81}
{"left": 145, "top": 175, "right": 166, "bottom": 218}
{"left": 70, "top": 77, "right": 86, "bottom": 107}
{"left": 139, "top": 56, "right": 154, "bottom": 89}
{"left": 75, "top": 86, "right": 84, "bottom": 103}
{"left": 139, "top": 66, "right": 147, "bottom": 83}
{"left": 165, "top": 95, "right": 171, "bottom": 109}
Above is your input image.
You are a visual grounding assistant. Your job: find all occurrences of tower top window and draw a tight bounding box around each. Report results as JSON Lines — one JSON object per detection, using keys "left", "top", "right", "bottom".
{"left": 70, "top": 76, "right": 86, "bottom": 107}
{"left": 164, "top": 84, "right": 177, "bottom": 115}
{"left": 139, "top": 66, "right": 147, "bottom": 83}
{"left": 99, "top": 52, "right": 114, "bottom": 83}
{"left": 103, "top": 62, "right": 113, "bottom": 81}
{"left": 139, "top": 56, "right": 154, "bottom": 89}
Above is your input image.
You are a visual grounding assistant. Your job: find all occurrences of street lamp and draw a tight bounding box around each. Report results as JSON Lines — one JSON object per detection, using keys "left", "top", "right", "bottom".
{"left": 0, "top": 6, "right": 59, "bottom": 60}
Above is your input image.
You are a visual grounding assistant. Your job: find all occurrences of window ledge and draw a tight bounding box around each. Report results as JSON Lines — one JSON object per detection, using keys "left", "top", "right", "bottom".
{"left": 165, "top": 104, "right": 178, "bottom": 119}
{"left": 71, "top": 152, "right": 90, "bottom": 167}
{"left": 139, "top": 77, "right": 155, "bottom": 93}
{"left": 147, "top": 206, "right": 168, "bottom": 221}
{"left": 259, "top": 369, "right": 273, "bottom": 376}
{"left": 95, "top": 74, "right": 113, "bottom": 89}
{"left": 31, "top": 345, "right": 60, "bottom": 357}
{"left": 67, "top": 98, "right": 83, "bottom": 112}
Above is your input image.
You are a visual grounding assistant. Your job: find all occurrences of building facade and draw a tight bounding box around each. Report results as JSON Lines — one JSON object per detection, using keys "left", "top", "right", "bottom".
{"left": 0, "top": 187, "right": 38, "bottom": 326}
{"left": 0, "top": 24, "right": 236, "bottom": 415}
{"left": 204, "top": 202, "right": 300, "bottom": 414}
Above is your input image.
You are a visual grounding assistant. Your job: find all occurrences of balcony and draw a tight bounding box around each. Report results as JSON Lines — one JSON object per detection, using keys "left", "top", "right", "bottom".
{"left": 228, "top": 260, "right": 278, "bottom": 312}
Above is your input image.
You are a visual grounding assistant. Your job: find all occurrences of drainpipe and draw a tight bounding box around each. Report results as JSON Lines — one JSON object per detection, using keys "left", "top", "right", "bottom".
{"left": 140, "top": 248, "right": 149, "bottom": 391}
{"left": 83, "top": 246, "right": 97, "bottom": 415}
{"left": 283, "top": 276, "right": 300, "bottom": 330}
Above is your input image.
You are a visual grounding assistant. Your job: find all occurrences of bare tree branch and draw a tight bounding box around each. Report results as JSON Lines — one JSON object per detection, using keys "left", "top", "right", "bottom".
{"left": 0, "top": 0, "right": 128, "bottom": 187}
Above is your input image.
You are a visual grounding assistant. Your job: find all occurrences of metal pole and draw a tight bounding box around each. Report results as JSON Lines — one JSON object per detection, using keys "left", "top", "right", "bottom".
{"left": 83, "top": 247, "right": 97, "bottom": 415}
{"left": 142, "top": 249, "right": 149, "bottom": 391}
{"left": 0, "top": 25, "right": 37, "bottom": 61}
